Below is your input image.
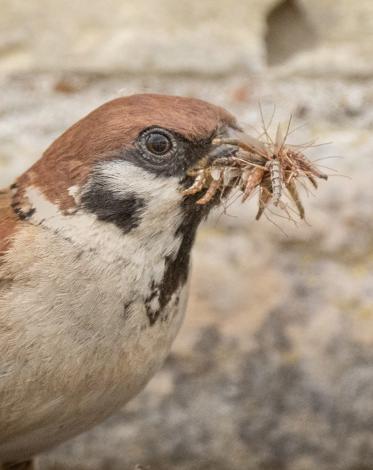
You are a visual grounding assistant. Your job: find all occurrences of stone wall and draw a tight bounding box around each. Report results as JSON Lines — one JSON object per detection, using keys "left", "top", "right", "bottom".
{"left": 0, "top": 0, "right": 372, "bottom": 76}
{"left": 1, "top": 1, "right": 373, "bottom": 469}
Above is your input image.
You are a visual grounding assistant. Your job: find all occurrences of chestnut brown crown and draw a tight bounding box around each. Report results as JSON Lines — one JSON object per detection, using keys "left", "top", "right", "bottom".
{"left": 14, "top": 94, "right": 237, "bottom": 212}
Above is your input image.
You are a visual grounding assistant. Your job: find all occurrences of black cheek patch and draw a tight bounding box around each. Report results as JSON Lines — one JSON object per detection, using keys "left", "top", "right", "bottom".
{"left": 81, "top": 183, "right": 146, "bottom": 234}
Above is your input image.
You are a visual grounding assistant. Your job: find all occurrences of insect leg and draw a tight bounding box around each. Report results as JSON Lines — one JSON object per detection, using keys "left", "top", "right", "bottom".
{"left": 286, "top": 179, "right": 305, "bottom": 219}
{"left": 255, "top": 185, "right": 272, "bottom": 220}
{"left": 182, "top": 169, "right": 207, "bottom": 196}
{"left": 242, "top": 167, "right": 265, "bottom": 202}
{"left": 307, "top": 175, "right": 318, "bottom": 189}
{"left": 196, "top": 170, "right": 223, "bottom": 205}
{"left": 289, "top": 150, "right": 328, "bottom": 180}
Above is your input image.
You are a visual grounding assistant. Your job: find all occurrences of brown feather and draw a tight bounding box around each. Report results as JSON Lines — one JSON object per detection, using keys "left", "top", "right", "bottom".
{"left": 0, "top": 189, "right": 22, "bottom": 257}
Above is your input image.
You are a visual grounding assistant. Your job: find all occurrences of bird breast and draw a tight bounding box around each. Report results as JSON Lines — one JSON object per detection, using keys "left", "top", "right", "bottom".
{"left": 0, "top": 205, "right": 189, "bottom": 460}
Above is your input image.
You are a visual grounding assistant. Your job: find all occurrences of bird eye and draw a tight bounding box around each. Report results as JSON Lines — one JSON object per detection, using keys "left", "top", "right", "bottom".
{"left": 145, "top": 132, "right": 172, "bottom": 156}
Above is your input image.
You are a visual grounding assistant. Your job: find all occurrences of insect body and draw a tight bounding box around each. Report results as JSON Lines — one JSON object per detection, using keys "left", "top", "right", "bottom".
{"left": 268, "top": 158, "right": 282, "bottom": 207}
{"left": 182, "top": 125, "right": 328, "bottom": 220}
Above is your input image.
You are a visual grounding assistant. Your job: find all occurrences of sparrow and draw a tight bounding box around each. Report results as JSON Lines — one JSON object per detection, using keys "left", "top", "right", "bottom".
{"left": 0, "top": 94, "right": 240, "bottom": 468}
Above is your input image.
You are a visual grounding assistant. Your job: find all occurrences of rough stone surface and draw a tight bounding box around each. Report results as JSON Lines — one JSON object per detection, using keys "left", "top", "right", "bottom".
{"left": 1, "top": 0, "right": 373, "bottom": 76}
{"left": 1, "top": 71, "right": 373, "bottom": 469}
{"left": 0, "top": 0, "right": 274, "bottom": 75}
{"left": 1, "top": 4, "right": 372, "bottom": 469}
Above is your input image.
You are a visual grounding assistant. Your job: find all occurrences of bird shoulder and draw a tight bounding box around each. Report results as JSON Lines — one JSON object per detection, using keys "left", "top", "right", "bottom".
{"left": 0, "top": 188, "right": 22, "bottom": 258}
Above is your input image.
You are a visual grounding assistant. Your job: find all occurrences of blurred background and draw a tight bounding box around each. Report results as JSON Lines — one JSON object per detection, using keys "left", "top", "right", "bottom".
{"left": 1, "top": 1, "right": 373, "bottom": 469}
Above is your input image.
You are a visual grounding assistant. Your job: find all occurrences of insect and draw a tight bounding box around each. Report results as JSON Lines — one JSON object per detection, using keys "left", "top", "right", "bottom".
{"left": 182, "top": 123, "right": 328, "bottom": 220}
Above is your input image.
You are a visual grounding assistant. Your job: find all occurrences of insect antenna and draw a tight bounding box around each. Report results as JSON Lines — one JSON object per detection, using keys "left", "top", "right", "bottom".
{"left": 216, "top": 186, "right": 248, "bottom": 221}
{"left": 255, "top": 103, "right": 277, "bottom": 142}
{"left": 258, "top": 102, "right": 275, "bottom": 147}
{"left": 286, "top": 121, "right": 308, "bottom": 137}
{"left": 311, "top": 155, "right": 343, "bottom": 162}
{"left": 298, "top": 178, "right": 316, "bottom": 198}
{"left": 288, "top": 140, "right": 332, "bottom": 150}
{"left": 267, "top": 204, "right": 298, "bottom": 226}
{"left": 263, "top": 212, "right": 290, "bottom": 237}
{"left": 276, "top": 114, "right": 293, "bottom": 156}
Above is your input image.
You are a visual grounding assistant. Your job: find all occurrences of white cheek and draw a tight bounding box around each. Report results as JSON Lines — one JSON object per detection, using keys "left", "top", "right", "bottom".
{"left": 96, "top": 160, "right": 185, "bottom": 239}
{"left": 24, "top": 161, "right": 186, "bottom": 271}
{"left": 26, "top": 186, "right": 61, "bottom": 221}
{"left": 98, "top": 160, "right": 182, "bottom": 206}
{"left": 67, "top": 185, "right": 81, "bottom": 204}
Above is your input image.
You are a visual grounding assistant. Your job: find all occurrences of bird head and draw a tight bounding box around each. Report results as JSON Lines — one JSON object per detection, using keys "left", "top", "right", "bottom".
{"left": 11, "top": 94, "right": 240, "bottom": 243}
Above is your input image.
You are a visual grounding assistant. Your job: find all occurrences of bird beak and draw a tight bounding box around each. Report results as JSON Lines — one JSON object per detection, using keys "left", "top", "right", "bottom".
{"left": 182, "top": 126, "right": 244, "bottom": 202}
{"left": 185, "top": 127, "right": 241, "bottom": 177}
{"left": 207, "top": 141, "right": 238, "bottom": 161}
{"left": 207, "top": 127, "right": 242, "bottom": 163}
{"left": 209, "top": 126, "right": 269, "bottom": 165}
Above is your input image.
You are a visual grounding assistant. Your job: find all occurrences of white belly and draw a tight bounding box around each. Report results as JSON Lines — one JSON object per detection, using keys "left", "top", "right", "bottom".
{"left": 0, "top": 289, "right": 187, "bottom": 461}
{"left": 0, "top": 222, "right": 189, "bottom": 461}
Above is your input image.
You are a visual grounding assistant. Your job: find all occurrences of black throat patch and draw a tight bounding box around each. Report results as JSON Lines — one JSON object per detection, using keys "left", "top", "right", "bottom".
{"left": 144, "top": 195, "right": 210, "bottom": 326}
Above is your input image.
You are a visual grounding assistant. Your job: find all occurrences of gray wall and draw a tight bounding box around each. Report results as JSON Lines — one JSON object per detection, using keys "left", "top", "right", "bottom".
{"left": 1, "top": 0, "right": 372, "bottom": 76}
{"left": 1, "top": 2, "right": 373, "bottom": 469}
